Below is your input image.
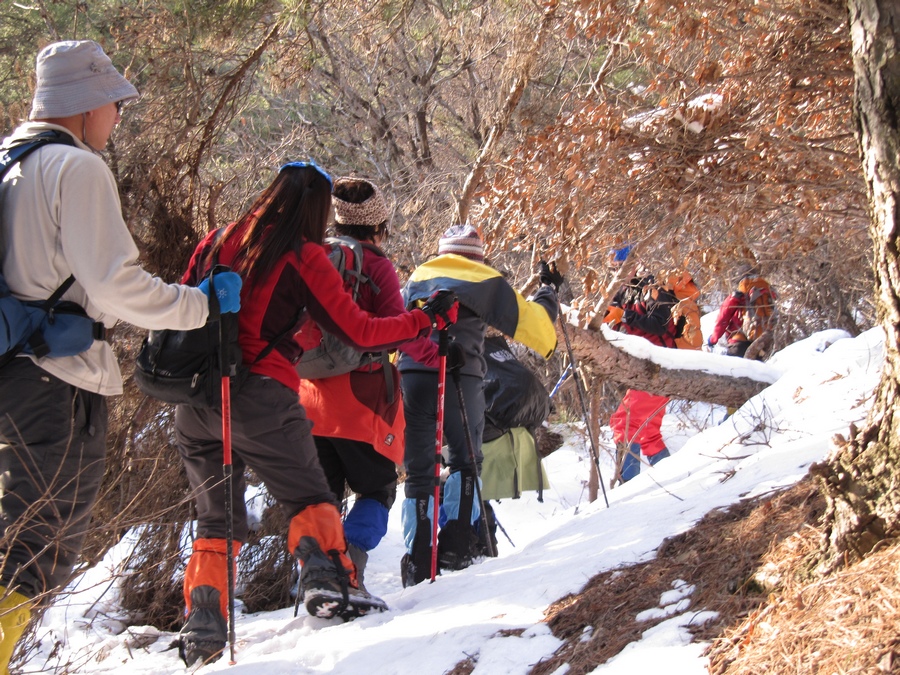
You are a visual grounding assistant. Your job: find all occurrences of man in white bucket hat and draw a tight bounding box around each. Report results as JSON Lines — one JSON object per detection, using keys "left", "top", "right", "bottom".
{"left": 0, "top": 41, "right": 239, "bottom": 673}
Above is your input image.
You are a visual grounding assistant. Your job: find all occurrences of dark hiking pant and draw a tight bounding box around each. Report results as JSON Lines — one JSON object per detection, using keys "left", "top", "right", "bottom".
{"left": 174, "top": 374, "right": 337, "bottom": 543}
{"left": 314, "top": 437, "right": 397, "bottom": 510}
{"left": 401, "top": 370, "right": 485, "bottom": 498}
{"left": 0, "top": 358, "right": 107, "bottom": 599}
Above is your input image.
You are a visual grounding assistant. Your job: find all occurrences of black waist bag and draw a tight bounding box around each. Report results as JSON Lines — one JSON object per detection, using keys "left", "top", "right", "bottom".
{"left": 134, "top": 312, "right": 245, "bottom": 408}
{"left": 134, "top": 265, "right": 244, "bottom": 408}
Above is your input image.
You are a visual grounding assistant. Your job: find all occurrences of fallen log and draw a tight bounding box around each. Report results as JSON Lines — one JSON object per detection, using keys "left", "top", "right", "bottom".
{"left": 561, "top": 313, "right": 778, "bottom": 410}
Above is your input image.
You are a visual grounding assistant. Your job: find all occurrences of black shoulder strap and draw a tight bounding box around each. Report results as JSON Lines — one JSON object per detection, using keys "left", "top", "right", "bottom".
{"left": 0, "top": 131, "right": 76, "bottom": 180}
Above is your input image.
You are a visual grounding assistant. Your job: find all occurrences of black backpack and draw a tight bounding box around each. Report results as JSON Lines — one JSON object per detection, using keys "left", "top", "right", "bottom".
{"left": 482, "top": 335, "right": 550, "bottom": 443}
{"left": 133, "top": 230, "right": 300, "bottom": 408}
{"left": 0, "top": 131, "right": 104, "bottom": 368}
{"left": 133, "top": 264, "right": 245, "bottom": 408}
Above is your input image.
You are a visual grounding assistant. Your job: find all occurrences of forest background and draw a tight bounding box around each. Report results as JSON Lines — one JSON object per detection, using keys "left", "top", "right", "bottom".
{"left": 1, "top": 0, "right": 896, "bottom": 670}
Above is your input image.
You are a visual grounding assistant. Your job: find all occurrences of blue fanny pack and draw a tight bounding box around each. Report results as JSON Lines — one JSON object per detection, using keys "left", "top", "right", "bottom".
{"left": 0, "top": 274, "right": 103, "bottom": 367}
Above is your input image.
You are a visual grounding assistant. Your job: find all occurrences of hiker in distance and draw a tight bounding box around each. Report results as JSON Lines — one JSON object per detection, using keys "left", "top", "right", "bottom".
{"left": 298, "top": 177, "right": 439, "bottom": 592}
{"left": 0, "top": 40, "right": 241, "bottom": 674}
{"left": 174, "top": 163, "right": 458, "bottom": 666}
{"left": 707, "top": 266, "right": 778, "bottom": 361}
{"left": 399, "top": 224, "right": 559, "bottom": 586}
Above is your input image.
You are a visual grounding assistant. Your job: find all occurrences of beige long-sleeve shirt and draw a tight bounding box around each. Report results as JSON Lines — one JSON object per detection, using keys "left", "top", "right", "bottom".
{"left": 0, "top": 122, "right": 209, "bottom": 395}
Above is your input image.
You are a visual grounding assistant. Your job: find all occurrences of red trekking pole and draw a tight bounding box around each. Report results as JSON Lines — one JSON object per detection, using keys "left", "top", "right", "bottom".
{"left": 431, "top": 327, "right": 450, "bottom": 582}
{"left": 216, "top": 281, "right": 237, "bottom": 665}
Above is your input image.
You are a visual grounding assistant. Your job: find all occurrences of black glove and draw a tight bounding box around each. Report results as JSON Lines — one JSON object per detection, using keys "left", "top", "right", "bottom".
{"left": 420, "top": 289, "right": 459, "bottom": 330}
{"left": 538, "top": 260, "right": 564, "bottom": 291}
{"left": 447, "top": 340, "right": 466, "bottom": 371}
{"left": 622, "top": 309, "right": 638, "bottom": 325}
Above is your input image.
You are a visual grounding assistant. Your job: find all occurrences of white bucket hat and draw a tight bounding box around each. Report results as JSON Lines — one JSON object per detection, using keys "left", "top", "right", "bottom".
{"left": 30, "top": 40, "right": 139, "bottom": 119}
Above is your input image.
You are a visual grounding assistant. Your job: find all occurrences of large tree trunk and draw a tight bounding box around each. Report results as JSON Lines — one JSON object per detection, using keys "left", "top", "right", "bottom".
{"left": 811, "top": 0, "right": 900, "bottom": 569}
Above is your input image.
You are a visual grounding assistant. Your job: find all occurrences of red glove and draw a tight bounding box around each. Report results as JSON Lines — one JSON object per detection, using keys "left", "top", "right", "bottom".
{"left": 420, "top": 289, "right": 459, "bottom": 330}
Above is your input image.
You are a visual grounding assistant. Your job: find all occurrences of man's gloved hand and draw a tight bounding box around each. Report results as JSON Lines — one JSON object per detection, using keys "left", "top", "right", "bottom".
{"left": 420, "top": 289, "right": 459, "bottom": 330}
{"left": 622, "top": 308, "right": 638, "bottom": 325}
{"left": 539, "top": 260, "right": 565, "bottom": 291}
{"left": 198, "top": 271, "right": 242, "bottom": 314}
{"left": 447, "top": 340, "right": 466, "bottom": 371}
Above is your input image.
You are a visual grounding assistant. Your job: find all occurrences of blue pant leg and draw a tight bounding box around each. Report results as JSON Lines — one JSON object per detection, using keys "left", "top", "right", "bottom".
{"left": 620, "top": 443, "right": 642, "bottom": 483}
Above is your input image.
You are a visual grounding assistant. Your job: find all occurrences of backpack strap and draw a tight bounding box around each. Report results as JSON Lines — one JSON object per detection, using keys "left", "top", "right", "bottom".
{"left": 24, "top": 275, "right": 76, "bottom": 358}
{"left": 327, "top": 236, "right": 382, "bottom": 296}
{"left": 379, "top": 351, "right": 395, "bottom": 405}
{"left": 1, "top": 130, "right": 76, "bottom": 179}
{"left": 255, "top": 309, "right": 302, "bottom": 365}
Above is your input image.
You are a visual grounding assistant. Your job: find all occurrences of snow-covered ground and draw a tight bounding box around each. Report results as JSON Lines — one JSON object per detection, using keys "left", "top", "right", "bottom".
{"left": 22, "top": 324, "right": 882, "bottom": 674}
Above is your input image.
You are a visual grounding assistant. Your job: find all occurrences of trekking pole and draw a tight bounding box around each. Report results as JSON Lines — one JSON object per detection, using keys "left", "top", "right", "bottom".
{"left": 557, "top": 312, "right": 610, "bottom": 508}
{"left": 217, "top": 287, "right": 237, "bottom": 665}
{"left": 492, "top": 507, "right": 515, "bottom": 548}
{"left": 447, "top": 344, "right": 497, "bottom": 558}
{"left": 431, "top": 328, "right": 450, "bottom": 582}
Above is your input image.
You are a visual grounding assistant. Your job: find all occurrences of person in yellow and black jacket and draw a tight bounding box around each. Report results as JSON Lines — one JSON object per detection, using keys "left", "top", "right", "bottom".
{"left": 398, "top": 224, "right": 559, "bottom": 586}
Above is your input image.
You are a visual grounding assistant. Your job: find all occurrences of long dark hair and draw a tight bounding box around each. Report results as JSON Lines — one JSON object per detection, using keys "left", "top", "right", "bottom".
{"left": 211, "top": 164, "right": 332, "bottom": 281}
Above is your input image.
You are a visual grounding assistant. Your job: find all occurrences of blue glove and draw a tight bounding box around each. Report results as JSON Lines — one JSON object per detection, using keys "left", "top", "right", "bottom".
{"left": 198, "top": 271, "right": 242, "bottom": 314}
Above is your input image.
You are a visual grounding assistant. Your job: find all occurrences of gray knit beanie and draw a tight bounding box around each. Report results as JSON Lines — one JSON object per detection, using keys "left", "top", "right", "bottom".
{"left": 30, "top": 40, "right": 139, "bottom": 119}
{"left": 438, "top": 224, "right": 484, "bottom": 262}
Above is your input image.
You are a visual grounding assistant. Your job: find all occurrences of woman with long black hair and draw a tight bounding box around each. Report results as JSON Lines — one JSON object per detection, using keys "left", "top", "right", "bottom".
{"left": 173, "top": 162, "right": 456, "bottom": 666}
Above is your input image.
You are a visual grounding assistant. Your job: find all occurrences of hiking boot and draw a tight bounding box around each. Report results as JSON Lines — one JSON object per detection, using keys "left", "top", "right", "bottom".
{"left": 303, "top": 580, "right": 388, "bottom": 621}
{"left": 298, "top": 538, "right": 388, "bottom": 621}
{"left": 437, "top": 519, "right": 480, "bottom": 571}
{"left": 347, "top": 543, "right": 369, "bottom": 593}
{"left": 177, "top": 586, "right": 227, "bottom": 667}
{"left": 400, "top": 548, "right": 434, "bottom": 587}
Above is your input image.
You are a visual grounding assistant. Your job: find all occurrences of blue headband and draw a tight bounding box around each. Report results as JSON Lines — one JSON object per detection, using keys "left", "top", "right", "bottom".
{"left": 278, "top": 160, "right": 333, "bottom": 189}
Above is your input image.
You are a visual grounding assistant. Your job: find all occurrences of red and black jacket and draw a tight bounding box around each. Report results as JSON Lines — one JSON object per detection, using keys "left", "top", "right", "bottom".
{"left": 183, "top": 223, "right": 430, "bottom": 392}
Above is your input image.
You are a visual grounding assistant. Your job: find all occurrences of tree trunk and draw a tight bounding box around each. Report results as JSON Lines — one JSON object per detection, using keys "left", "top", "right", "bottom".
{"left": 811, "top": 0, "right": 900, "bottom": 569}
{"left": 588, "top": 388, "right": 601, "bottom": 503}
